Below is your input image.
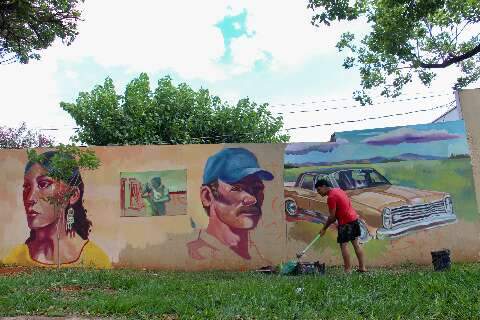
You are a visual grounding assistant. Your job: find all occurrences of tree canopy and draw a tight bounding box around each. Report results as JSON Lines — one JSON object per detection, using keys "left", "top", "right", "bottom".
{"left": 0, "top": 122, "right": 54, "bottom": 148}
{"left": 0, "top": 0, "right": 84, "bottom": 64}
{"left": 308, "top": 0, "right": 480, "bottom": 104}
{"left": 61, "top": 73, "right": 289, "bottom": 146}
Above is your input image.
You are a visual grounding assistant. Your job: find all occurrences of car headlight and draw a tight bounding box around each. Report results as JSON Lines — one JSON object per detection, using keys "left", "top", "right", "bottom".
{"left": 444, "top": 196, "right": 453, "bottom": 215}
{"left": 382, "top": 208, "right": 393, "bottom": 229}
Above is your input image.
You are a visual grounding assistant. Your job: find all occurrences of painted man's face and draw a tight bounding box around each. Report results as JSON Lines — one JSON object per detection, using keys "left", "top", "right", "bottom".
{"left": 22, "top": 163, "right": 68, "bottom": 230}
{"left": 211, "top": 175, "right": 265, "bottom": 230}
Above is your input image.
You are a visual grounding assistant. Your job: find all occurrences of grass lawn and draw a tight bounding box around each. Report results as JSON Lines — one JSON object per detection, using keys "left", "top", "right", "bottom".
{"left": 1, "top": 263, "right": 480, "bottom": 319}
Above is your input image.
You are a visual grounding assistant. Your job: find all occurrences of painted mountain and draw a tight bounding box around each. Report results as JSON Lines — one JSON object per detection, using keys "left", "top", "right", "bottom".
{"left": 286, "top": 153, "right": 450, "bottom": 167}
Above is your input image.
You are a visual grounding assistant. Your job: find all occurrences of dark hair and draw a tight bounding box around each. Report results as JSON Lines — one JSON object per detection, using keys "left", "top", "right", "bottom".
{"left": 24, "top": 151, "right": 92, "bottom": 243}
{"left": 201, "top": 180, "right": 219, "bottom": 216}
{"left": 151, "top": 176, "right": 162, "bottom": 188}
{"left": 315, "top": 179, "right": 330, "bottom": 189}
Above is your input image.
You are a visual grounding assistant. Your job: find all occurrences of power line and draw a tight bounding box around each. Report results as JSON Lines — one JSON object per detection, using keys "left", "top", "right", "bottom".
{"left": 26, "top": 101, "right": 455, "bottom": 140}
{"left": 273, "top": 93, "right": 453, "bottom": 115}
{"left": 268, "top": 91, "right": 452, "bottom": 109}
{"left": 114, "top": 101, "right": 455, "bottom": 141}
{"left": 284, "top": 101, "right": 455, "bottom": 131}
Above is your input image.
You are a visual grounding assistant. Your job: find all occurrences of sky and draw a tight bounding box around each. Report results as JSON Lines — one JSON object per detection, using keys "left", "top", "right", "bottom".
{"left": 284, "top": 120, "right": 469, "bottom": 164}
{"left": 0, "top": 1, "right": 478, "bottom": 144}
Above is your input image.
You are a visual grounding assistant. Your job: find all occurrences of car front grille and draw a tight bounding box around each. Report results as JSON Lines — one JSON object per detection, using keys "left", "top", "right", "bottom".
{"left": 391, "top": 199, "right": 447, "bottom": 227}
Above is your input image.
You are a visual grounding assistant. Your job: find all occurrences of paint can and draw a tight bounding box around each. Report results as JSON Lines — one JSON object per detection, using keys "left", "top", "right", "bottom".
{"left": 431, "top": 249, "right": 451, "bottom": 271}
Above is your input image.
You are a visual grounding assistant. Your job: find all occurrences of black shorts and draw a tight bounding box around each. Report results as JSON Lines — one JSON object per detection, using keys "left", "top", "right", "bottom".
{"left": 337, "top": 220, "right": 361, "bottom": 244}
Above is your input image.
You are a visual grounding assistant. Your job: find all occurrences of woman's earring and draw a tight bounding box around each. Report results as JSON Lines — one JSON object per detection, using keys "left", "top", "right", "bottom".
{"left": 66, "top": 207, "right": 75, "bottom": 232}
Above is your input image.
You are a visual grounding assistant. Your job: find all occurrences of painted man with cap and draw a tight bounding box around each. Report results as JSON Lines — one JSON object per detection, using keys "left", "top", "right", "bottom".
{"left": 187, "top": 147, "right": 274, "bottom": 263}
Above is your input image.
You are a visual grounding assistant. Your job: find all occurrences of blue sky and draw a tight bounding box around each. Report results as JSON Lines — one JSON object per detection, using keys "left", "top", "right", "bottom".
{"left": 0, "top": 1, "right": 471, "bottom": 144}
{"left": 285, "top": 120, "right": 469, "bottom": 164}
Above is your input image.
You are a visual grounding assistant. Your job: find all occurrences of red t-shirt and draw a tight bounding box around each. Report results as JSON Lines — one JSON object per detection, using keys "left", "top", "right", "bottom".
{"left": 327, "top": 188, "right": 358, "bottom": 225}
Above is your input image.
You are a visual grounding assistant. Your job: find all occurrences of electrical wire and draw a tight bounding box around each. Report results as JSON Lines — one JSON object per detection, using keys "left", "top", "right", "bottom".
{"left": 16, "top": 101, "right": 455, "bottom": 142}
{"left": 273, "top": 93, "right": 453, "bottom": 115}
{"left": 268, "top": 91, "right": 452, "bottom": 109}
{"left": 284, "top": 101, "right": 455, "bottom": 131}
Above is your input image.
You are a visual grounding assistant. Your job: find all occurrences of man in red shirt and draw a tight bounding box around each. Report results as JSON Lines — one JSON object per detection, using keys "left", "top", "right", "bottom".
{"left": 315, "top": 179, "right": 367, "bottom": 273}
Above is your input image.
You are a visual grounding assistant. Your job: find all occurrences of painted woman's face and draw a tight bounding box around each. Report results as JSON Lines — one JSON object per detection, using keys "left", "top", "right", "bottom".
{"left": 22, "top": 163, "right": 68, "bottom": 230}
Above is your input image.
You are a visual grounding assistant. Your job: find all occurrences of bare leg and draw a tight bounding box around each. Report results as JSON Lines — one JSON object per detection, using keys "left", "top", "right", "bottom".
{"left": 340, "top": 243, "right": 351, "bottom": 272}
{"left": 352, "top": 238, "right": 367, "bottom": 271}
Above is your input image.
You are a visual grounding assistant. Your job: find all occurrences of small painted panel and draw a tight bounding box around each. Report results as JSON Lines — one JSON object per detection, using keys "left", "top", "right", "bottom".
{"left": 120, "top": 170, "right": 187, "bottom": 217}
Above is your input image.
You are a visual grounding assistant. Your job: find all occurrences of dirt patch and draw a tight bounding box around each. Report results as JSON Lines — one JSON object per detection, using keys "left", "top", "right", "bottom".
{"left": 0, "top": 266, "right": 29, "bottom": 276}
{"left": 58, "top": 285, "right": 83, "bottom": 293}
{"left": 47, "top": 285, "right": 116, "bottom": 294}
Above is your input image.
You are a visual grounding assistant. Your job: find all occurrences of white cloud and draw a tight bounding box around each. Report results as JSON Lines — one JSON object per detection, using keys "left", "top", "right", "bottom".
{"left": 65, "top": 70, "right": 78, "bottom": 80}
{"left": 57, "top": 0, "right": 368, "bottom": 79}
{"left": 226, "top": 1, "right": 368, "bottom": 74}
{"left": 0, "top": 55, "right": 58, "bottom": 126}
{"left": 233, "top": 22, "right": 242, "bottom": 30}
{"left": 1, "top": 0, "right": 479, "bottom": 146}
{"left": 0, "top": 51, "right": 77, "bottom": 144}
{"left": 59, "top": 0, "right": 233, "bottom": 81}
{"left": 229, "top": 35, "right": 267, "bottom": 74}
{"left": 362, "top": 127, "right": 461, "bottom": 145}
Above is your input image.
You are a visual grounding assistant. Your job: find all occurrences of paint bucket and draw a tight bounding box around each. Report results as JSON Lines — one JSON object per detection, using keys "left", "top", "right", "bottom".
{"left": 431, "top": 249, "right": 451, "bottom": 271}
{"left": 294, "top": 261, "right": 325, "bottom": 275}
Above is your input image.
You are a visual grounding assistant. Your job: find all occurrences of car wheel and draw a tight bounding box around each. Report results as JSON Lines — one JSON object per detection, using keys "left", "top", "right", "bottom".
{"left": 358, "top": 220, "right": 371, "bottom": 243}
{"left": 285, "top": 199, "right": 298, "bottom": 216}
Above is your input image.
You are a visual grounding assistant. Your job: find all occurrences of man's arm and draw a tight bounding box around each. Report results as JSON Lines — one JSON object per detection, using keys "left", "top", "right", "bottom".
{"left": 141, "top": 182, "right": 152, "bottom": 198}
{"left": 319, "top": 197, "right": 337, "bottom": 236}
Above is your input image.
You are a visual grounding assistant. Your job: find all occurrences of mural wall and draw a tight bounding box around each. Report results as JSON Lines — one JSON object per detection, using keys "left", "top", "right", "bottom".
{"left": 285, "top": 120, "right": 480, "bottom": 266}
{"left": 2, "top": 150, "right": 111, "bottom": 268}
{"left": 0, "top": 144, "right": 285, "bottom": 270}
{"left": 0, "top": 120, "right": 479, "bottom": 270}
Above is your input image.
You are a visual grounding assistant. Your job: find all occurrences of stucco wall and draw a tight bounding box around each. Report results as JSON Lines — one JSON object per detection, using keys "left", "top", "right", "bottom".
{"left": 0, "top": 144, "right": 286, "bottom": 270}
{"left": 1, "top": 118, "right": 479, "bottom": 270}
{"left": 458, "top": 89, "right": 480, "bottom": 214}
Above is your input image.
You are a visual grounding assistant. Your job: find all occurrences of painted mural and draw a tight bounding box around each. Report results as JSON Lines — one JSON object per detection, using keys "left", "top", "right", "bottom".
{"left": 120, "top": 170, "right": 187, "bottom": 217}
{"left": 0, "top": 128, "right": 477, "bottom": 270}
{"left": 285, "top": 120, "right": 478, "bottom": 260}
{"left": 187, "top": 147, "right": 275, "bottom": 262}
{"left": 2, "top": 151, "right": 111, "bottom": 268}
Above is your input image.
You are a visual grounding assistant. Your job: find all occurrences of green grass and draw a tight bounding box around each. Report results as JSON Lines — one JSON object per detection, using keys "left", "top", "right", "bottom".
{"left": 1, "top": 264, "right": 480, "bottom": 319}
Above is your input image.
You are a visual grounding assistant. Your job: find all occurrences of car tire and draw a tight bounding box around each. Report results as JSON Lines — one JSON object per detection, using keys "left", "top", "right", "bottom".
{"left": 285, "top": 199, "right": 298, "bottom": 216}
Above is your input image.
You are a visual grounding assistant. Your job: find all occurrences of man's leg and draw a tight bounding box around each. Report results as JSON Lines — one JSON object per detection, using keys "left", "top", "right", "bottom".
{"left": 340, "top": 242, "right": 352, "bottom": 272}
{"left": 352, "top": 238, "right": 367, "bottom": 271}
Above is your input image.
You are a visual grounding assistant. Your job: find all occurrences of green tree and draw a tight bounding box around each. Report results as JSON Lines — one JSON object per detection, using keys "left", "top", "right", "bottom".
{"left": 0, "top": 0, "right": 84, "bottom": 64}
{"left": 308, "top": 0, "right": 480, "bottom": 104}
{"left": 61, "top": 73, "right": 289, "bottom": 145}
{"left": 0, "top": 122, "right": 54, "bottom": 148}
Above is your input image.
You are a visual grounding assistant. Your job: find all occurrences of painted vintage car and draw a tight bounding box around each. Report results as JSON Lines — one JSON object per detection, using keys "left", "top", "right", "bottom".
{"left": 284, "top": 167, "right": 457, "bottom": 242}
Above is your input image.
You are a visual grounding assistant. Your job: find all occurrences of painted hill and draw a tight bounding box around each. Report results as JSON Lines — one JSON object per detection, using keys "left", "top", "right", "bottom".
{"left": 286, "top": 153, "right": 446, "bottom": 167}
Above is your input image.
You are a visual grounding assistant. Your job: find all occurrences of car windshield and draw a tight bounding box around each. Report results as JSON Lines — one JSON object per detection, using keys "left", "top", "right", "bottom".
{"left": 332, "top": 169, "right": 391, "bottom": 190}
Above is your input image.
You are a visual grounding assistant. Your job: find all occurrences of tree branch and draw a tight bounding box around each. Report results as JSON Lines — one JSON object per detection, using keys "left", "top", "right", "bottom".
{"left": 419, "top": 43, "right": 480, "bottom": 68}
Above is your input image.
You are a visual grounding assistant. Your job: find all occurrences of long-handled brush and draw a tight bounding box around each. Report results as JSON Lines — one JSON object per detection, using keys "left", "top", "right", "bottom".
{"left": 280, "top": 234, "right": 321, "bottom": 275}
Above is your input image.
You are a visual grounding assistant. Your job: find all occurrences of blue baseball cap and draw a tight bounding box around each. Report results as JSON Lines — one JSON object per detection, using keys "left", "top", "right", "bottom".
{"left": 203, "top": 148, "right": 274, "bottom": 185}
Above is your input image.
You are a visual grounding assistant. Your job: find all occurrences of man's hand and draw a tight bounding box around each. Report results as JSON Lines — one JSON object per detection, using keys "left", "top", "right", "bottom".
{"left": 319, "top": 228, "right": 327, "bottom": 237}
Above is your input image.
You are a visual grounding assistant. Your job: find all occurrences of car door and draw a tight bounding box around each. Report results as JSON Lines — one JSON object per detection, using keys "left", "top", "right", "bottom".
{"left": 295, "top": 174, "right": 317, "bottom": 211}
